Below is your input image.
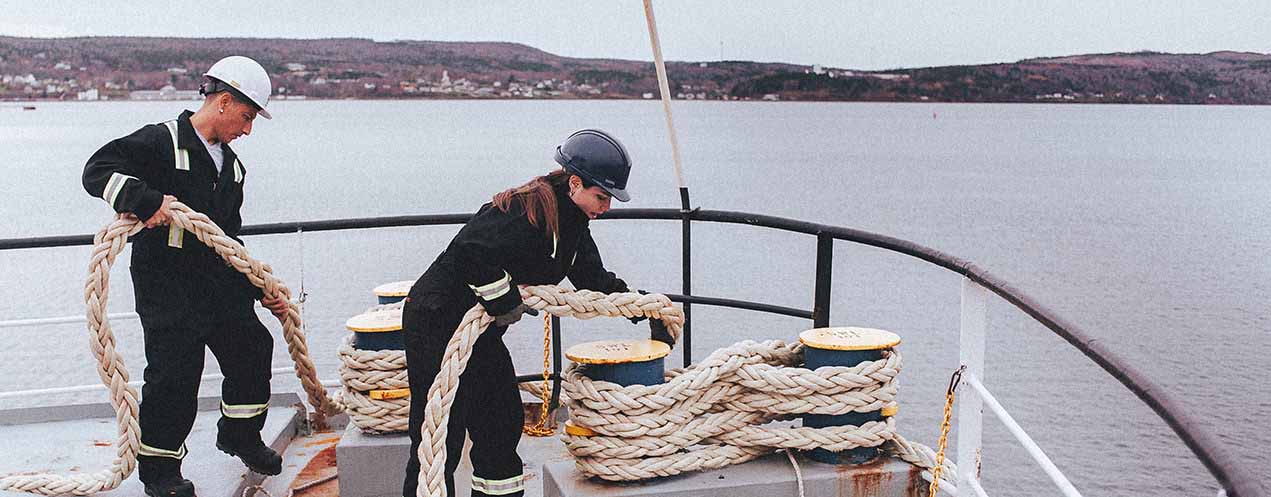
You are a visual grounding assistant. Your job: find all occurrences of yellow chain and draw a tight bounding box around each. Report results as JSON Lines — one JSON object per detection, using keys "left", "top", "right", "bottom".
{"left": 523, "top": 313, "right": 555, "bottom": 437}
{"left": 928, "top": 365, "right": 965, "bottom": 497}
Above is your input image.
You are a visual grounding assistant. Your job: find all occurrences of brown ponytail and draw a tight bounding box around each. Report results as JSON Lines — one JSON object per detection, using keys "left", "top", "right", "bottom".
{"left": 493, "top": 169, "right": 572, "bottom": 237}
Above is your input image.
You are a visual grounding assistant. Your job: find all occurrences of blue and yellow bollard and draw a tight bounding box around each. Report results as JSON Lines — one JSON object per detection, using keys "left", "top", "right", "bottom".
{"left": 346, "top": 308, "right": 405, "bottom": 351}
{"left": 372, "top": 280, "right": 413, "bottom": 305}
{"left": 799, "top": 327, "right": 901, "bottom": 465}
{"left": 563, "top": 339, "right": 671, "bottom": 437}
{"left": 565, "top": 339, "right": 671, "bottom": 387}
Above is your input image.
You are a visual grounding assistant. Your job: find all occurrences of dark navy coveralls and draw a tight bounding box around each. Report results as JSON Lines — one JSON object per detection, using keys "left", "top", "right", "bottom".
{"left": 82, "top": 111, "right": 272, "bottom": 482}
{"left": 403, "top": 182, "right": 629, "bottom": 497}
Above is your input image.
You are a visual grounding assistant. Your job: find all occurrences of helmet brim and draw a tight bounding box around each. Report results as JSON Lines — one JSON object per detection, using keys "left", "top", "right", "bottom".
{"left": 564, "top": 164, "right": 631, "bottom": 202}
{"left": 204, "top": 73, "right": 272, "bottom": 119}
{"left": 605, "top": 187, "right": 631, "bottom": 203}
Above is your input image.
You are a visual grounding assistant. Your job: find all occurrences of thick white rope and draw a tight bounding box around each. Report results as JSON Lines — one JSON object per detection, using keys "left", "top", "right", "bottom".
{"left": 336, "top": 336, "right": 411, "bottom": 434}
{"left": 560, "top": 339, "right": 957, "bottom": 484}
{"left": 415, "top": 286, "right": 683, "bottom": 497}
{"left": 0, "top": 203, "right": 338, "bottom": 496}
{"left": 336, "top": 301, "right": 410, "bottom": 434}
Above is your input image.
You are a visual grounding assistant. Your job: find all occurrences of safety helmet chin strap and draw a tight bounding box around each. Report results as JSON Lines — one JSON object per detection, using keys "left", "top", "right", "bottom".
{"left": 199, "top": 79, "right": 259, "bottom": 111}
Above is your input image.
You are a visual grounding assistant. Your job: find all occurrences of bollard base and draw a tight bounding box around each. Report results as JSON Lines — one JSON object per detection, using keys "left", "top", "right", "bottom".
{"left": 543, "top": 454, "right": 930, "bottom": 497}
{"left": 803, "top": 446, "right": 880, "bottom": 465}
{"left": 336, "top": 425, "right": 412, "bottom": 497}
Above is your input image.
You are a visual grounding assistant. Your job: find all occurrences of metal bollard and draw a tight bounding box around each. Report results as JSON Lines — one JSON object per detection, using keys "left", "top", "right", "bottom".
{"left": 565, "top": 339, "right": 671, "bottom": 387}
{"left": 372, "top": 280, "right": 412, "bottom": 305}
{"left": 799, "top": 327, "right": 901, "bottom": 465}
{"left": 346, "top": 308, "right": 405, "bottom": 351}
{"left": 563, "top": 339, "right": 671, "bottom": 437}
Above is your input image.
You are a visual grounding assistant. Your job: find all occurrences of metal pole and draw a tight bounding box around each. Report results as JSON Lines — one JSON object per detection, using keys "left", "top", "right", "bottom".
{"left": 642, "top": 0, "right": 693, "bottom": 366}
{"left": 966, "top": 375, "right": 1084, "bottom": 497}
{"left": 680, "top": 188, "right": 692, "bottom": 366}
{"left": 812, "top": 234, "right": 833, "bottom": 328}
{"left": 641, "top": 0, "right": 687, "bottom": 190}
{"left": 958, "top": 278, "right": 988, "bottom": 493}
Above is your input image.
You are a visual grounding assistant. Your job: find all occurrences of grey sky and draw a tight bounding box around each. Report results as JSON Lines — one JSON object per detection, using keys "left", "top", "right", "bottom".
{"left": 2, "top": 1, "right": 1268, "bottom": 70}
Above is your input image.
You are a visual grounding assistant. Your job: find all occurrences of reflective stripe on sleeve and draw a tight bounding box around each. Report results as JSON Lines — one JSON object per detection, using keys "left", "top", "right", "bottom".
{"left": 221, "top": 401, "right": 269, "bottom": 419}
{"left": 102, "top": 172, "right": 138, "bottom": 209}
{"left": 471, "top": 474, "right": 524, "bottom": 496}
{"left": 138, "top": 442, "right": 188, "bottom": 460}
{"left": 468, "top": 272, "right": 511, "bottom": 301}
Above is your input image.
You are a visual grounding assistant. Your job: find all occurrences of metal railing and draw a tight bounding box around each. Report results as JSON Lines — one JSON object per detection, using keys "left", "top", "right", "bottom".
{"left": 0, "top": 208, "right": 1262, "bottom": 497}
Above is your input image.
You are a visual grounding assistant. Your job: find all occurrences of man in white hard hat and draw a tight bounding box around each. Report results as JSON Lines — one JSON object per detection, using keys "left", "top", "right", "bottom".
{"left": 82, "top": 55, "right": 286, "bottom": 497}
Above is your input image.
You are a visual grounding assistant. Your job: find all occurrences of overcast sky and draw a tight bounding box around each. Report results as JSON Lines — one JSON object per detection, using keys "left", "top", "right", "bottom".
{"left": 2, "top": 1, "right": 1269, "bottom": 70}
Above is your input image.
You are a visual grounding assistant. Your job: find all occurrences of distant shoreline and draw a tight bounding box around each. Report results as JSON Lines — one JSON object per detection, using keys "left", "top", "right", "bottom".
{"left": 2, "top": 97, "right": 1266, "bottom": 107}
{"left": 3, "top": 37, "right": 1270, "bottom": 104}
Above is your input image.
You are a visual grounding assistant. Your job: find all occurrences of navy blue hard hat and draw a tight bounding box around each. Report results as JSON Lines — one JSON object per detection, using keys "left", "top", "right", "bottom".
{"left": 553, "top": 129, "right": 632, "bottom": 202}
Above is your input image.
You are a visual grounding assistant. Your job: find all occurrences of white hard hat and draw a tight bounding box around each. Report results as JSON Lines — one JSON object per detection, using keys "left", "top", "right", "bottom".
{"left": 204, "top": 55, "right": 273, "bottom": 119}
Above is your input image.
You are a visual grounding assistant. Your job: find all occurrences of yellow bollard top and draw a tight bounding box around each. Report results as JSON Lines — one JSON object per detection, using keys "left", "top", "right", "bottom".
{"left": 565, "top": 339, "right": 671, "bottom": 365}
{"left": 564, "top": 420, "right": 597, "bottom": 437}
{"left": 372, "top": 280, "right": 414, "bottom": 298}
{"left": 346, "top": 308, "right": 403, "bottom": 333}
{"left": 799, "top": 327, "right": 900, "bottom": 351}
{"left": 369, "top": 388, "right": 411, "bottom": 400}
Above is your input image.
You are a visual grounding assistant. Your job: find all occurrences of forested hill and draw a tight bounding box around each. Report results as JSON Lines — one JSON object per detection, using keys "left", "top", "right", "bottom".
{"left": 1, "top": 36, "right": 1268, "bottom": 104}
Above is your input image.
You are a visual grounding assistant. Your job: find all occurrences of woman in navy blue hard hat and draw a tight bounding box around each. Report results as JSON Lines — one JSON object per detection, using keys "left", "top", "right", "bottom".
{"left": 401, "top": 129, "right": 672, "bottom": 497}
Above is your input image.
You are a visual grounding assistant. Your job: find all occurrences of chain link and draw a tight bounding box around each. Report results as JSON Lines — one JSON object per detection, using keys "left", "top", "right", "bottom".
{"left": 523, "top": 313, "right": 555, "bottom": 437}
{"left": 928, "top": 365, "right": 965, "bottom": 496}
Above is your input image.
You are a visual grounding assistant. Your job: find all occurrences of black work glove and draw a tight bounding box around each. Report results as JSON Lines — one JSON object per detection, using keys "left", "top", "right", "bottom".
{"left": 649, "top": 318, "right": 674, "bottom": 346}
{"left": 493, "top": 303, "right": 539, "bottom": 328}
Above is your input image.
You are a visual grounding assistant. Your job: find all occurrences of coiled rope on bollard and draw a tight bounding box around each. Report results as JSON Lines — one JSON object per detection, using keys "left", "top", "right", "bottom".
{"left": 559, "top": 339, "right": 956, "bottom": 483}
{"left": 414, "top": 286, "right": 684, "bottom": 497}
{"left": 0, "top": 202, "right": 339, "bottom": 496}
{"left": 335, "top": 301, "right": 411, "bottom": 434}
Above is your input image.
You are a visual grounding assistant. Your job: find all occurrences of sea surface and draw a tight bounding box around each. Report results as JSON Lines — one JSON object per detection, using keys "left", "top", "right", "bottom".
{"left": 1, "top": 100, "right": 1268, "bottom": 496}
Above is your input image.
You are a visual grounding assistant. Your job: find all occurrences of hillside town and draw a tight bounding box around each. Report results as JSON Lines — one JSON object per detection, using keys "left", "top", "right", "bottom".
{"left": 1, "top": 61, "right": 625, "bottom": 102}
{"left": 2, "top": 37, "right": 1270, "bottom": 104}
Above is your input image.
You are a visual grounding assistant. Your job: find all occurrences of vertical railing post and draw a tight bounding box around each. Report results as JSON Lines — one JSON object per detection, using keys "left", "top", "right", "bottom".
{"left": 549, "top": 316, "right": 562, "bottom": 411}
{"left": 958, "top": 277, "right": 988, "bottom": 492}
{"left": 812, "top": 233, "right": 833, "bottom": 328}
{"left": 680, "top": 187, "right": 693, "bottom": 367}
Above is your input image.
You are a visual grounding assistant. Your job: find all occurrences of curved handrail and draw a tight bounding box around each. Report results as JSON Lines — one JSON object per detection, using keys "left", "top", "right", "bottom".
{"left": 0, "top": 208, "right": 1261, "bottom": 497}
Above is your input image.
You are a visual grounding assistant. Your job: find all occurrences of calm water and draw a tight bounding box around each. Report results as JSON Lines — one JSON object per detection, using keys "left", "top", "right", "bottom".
{"left": 2, "top": 100, "right": 1269, "bottom": 496}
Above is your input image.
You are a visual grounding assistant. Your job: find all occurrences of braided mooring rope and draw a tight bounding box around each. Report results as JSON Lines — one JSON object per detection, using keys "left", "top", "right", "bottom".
{"left": 560, "top": 339, "right": 956, "bottom": 482}
{"left": 336, "top": 301, "right": 410, "bottom": 433}
{"left": 415, "top": 286, "right": 683, "bottom": 497}
{"left": 0, "top": 203, "right": 339, "bottom": 496}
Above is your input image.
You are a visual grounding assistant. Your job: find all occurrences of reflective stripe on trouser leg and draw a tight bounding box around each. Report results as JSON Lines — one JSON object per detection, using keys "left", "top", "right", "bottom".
{"left": 221, "top": 401, "right": 269, "bottom": 419}
{"left": 471, "top": 474, "right": 524, "bottom": 496}
{"left": 138, "top": 442, "right": 188, "bottom": 459}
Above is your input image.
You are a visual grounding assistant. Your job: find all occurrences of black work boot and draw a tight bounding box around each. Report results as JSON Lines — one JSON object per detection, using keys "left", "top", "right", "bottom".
{"left": 216, "top": 434, "right": 282, "bottom": 475}
{"left": 217, "top": 416, "right": 282, "bottom": 475}
{"left": 144, "top": 477, "right": 197, "bottom": 497}
{"left": 139, "top": 456, "right": 196, "bottom": 497}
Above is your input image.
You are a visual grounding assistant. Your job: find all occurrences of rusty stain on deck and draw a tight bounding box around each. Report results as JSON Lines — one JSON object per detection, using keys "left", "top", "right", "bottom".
{"left": 829, "top": 458, "right": 933, "bottom": 497}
